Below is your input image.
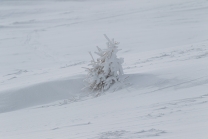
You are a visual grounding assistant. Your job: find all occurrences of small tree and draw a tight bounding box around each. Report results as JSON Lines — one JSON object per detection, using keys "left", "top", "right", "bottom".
{"left": 83, "top": 34, "right": 124, "bottom": 93}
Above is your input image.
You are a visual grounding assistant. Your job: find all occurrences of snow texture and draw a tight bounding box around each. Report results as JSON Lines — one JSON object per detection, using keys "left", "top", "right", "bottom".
{"left": 0, "top": 0, "right": 208, "bottom": 139}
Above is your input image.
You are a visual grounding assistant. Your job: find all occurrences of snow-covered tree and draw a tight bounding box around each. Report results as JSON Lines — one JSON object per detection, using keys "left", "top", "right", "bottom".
{"left": 83, "top": 34, "right": 124, "bottom": 93}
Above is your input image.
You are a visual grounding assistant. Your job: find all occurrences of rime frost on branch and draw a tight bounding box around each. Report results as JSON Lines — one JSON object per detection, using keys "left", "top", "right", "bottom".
{"left": 83, "top": 35, "right": 124, "bottom": 92}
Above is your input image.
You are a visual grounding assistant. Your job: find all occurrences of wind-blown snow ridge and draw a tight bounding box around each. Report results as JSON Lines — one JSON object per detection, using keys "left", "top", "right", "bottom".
{"left": 0, "top": 76, "right": 84, "bottom": 113}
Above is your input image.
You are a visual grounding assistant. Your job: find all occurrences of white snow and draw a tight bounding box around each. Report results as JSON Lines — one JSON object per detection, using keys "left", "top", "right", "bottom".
{"left": 0, "top": 0, "right": 208, "bottom": 138}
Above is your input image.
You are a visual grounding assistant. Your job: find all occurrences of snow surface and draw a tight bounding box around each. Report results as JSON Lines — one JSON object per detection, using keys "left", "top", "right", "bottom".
{"left": 0, "top": 0, "right": 208, "bottom": 138}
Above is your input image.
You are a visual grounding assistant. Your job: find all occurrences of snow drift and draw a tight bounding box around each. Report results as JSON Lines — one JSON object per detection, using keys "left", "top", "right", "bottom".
{"left": 0, "top": 76, "right": 84, "bottom": 113}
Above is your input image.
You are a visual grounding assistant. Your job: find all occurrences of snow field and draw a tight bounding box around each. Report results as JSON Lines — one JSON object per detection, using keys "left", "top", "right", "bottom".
{"left": 0, "top": 0, "right": 208, "bottom": 138}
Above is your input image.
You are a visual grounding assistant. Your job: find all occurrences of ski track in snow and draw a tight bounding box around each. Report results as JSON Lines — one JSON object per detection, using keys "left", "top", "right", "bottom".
{"left": 0, "top": 0, "right": 208, "bottom": 139}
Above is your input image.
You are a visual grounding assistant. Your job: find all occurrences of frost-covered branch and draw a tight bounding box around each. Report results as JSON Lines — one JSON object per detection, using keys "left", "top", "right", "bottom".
{"left": 83, "top": 35, "right": 124, "bottom": 93}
